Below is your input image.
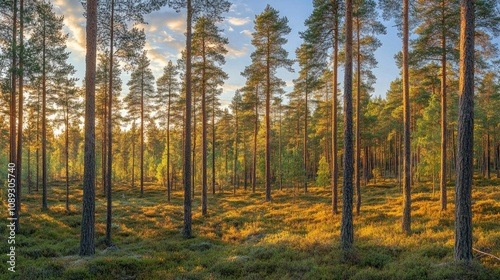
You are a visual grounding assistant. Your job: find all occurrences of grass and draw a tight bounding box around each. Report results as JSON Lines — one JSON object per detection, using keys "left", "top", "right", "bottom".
{"left": 1, "top": 177, "right": 499, "bottom": 279}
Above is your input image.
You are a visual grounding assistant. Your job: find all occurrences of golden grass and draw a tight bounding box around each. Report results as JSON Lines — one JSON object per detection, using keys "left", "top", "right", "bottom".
{"left": 0, "top": 177, "right": 499, "bottom": 279}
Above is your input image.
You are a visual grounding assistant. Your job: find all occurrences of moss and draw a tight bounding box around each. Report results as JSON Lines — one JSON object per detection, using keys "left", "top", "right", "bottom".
{"left": 4, "top": 180, "right": 500, "bottom": 279}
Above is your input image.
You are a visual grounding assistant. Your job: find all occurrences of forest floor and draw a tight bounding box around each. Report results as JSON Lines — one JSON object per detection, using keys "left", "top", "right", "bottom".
{"left": 1, "top": 177, "right": 500, "bottom": 279}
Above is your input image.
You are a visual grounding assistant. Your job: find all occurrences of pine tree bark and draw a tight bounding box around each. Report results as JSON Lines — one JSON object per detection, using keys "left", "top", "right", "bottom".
{"left": 355, "top": 13, "right": 361, "bottom": 216}
{"left": 42, "top": 13, "right": 48, "bottom": 210}
{"left": 10, "top": 0, "right": 17, "bottom": 175}
{"left": 183, "top": 0, "right": 193, "bottom": 239}
{"left": 65, "top": 106, "right": 70, "bottom": 212}
{"left": 455, "top": 0, "right": 474, "bottom": 262}
{"left": 80, "top": 0, "right": 98, "bottom": 256}
{"left": 278, "top": 101, "right": 282, "bottom": 191}
{"left": 402, "top": 0, "right": 411, "bottom": 234}
{"left": 15, "top": 0, "right": 23, "bottom": 232}
{"left": 486, "top": 132, "right": 490, "bottom": 179}
{"left": 105, "top": 0, "right": 115, "bottom": 246}
{"left": 140, "top": 72, "right": 144, "bottom": 197}
{"left": 212, "top": 96, "right": 216, "bottom": 194}
{"left": 265, "top": 43, "right": 272, "bottom": 201}
{"left": 303, "top": 76, "right": 308, "bottom": 194}
{"left": 331, "top": 1, "right": 339, "bottom": 215}
{"left": 341, "top": 0, "right": 354, "bottom": 257}
{"left": 233, "top": 103, "right": 239, "bottom": 195}
{"left": 440, "top": 0, "right": 448, "bottom": 211}
{"left": 167, "top": 88, "right": 172, "bottom": 201}
{"left": 201, "top": 36, "right": 207, "bottom": 215}
{"left": 252, "top": 86, "right": 258, "bottom": 193}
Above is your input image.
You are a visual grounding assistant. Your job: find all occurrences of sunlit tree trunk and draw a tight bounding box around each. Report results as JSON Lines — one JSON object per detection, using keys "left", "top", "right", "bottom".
{"left": 105, "top": 0, "right": 115, "bottom": 246}
{"left": 80, "top": 0, "right": 98, "bottom": 256}
{"left": 42, "top": 11, "right": 48, "bottom": 210}
{"left": 355, "top": 12, "right": 361, "bottom": 216}
{"left": 201, "top": 36, "right": 207, "bottom": 215}
{"left": 402, "top": 0, "right": 411, "bottom": 234}
{"left": 440, "top": 0, "right": 448, "bottom": 211}
{"left": 455, "top": 0, "right": 474, "bottom": 263}
{"left": 331, "top": 1, "right": 339, "bottom": 215}
{"left": 341, "top": 0, "right": 354, "bottom": 257}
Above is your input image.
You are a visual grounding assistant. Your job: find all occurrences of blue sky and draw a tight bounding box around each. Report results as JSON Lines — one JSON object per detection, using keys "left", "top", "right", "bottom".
{"left": 54, "top": 0, "right": 496, "bottom": 109}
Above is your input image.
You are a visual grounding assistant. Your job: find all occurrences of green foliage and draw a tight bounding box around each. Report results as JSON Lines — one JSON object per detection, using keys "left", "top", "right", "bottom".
{"left": 315, "top": 155, "right": 330, "bottom": 187}
{"left": 416, "top": 94, "right": 441, "bottom": 181}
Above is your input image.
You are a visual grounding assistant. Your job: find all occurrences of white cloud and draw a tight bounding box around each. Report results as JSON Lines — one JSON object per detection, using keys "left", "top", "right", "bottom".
{"left": 240, "top": 30, "right": 253, "bottom": 38}
{"left": 53, "top": 0, "right": 86, "bottom": 58}
{"left": 228, "top": 17, "right": 251, "bottom": 26}
{"left": 226, "top": 45, "right": 249, "bottom": 59}
{"left": 162, "top": 31, "right": 175, "bottom": 42}
{"left": 166, "top": 17, "right": 186, "bottom": 33}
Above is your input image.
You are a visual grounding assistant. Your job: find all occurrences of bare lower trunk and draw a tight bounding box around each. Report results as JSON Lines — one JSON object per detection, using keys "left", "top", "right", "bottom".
{"left": 183, "top": 0, "right": 193, "bottom": 239}
{"left": 80, "top": 0, "right": 97, "bottom": 256}
{"left": 440, "top": 0, "right": 448, "bottom": 211}
{"left": 341, "top": 0, "right": 354, "bottom": 257}
{"left": 332, "top": 3, "right": 339, "bottom": 215}
{"left": 455, "top": 0, "right": 474, "bottom": 262}
{"left": 402, "top": 0, "right": 411, "bottom": 234}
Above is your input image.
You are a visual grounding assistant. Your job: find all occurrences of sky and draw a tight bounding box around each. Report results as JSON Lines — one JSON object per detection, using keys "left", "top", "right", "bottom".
{"left": 52, "top": 0, "right": 490, "bottom": 109}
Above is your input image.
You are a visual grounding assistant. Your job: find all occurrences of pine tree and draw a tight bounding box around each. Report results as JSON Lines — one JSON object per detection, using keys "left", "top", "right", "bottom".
{"left": 80, "top": 0, "right": 98, "bottom": 257}
{"left": 29, "top": 0, "right": 72, "bottom": 210}
{"left": 316, "top": 155, "right": 330, "bottom": 187}
{"left": 231, "top": 91, "right": 242, "bottom": 194}
{"left": 250, "top": 5, "right": 293, "bottom": 201}
{"left": 169, "top": 0, "right": 230, "bottom": 239}
{"left": 352, "top": 0, "right": 386, "bottom": 215}
{"left": 192, "top": 16, "right": 228, "bottom": 215}
{"left": 455, "top": 0, "right": 474, "bottom": 262}
{"left": 157, "top": 61, "right": 180, "bottom": 202}
{"left": 300, "top": 0, "right": 343, "bottom": 214}
{"left": 293, "top": 43, "right": 321, "bottom": 194}
{"left": 379, "top": 0, "right": 412, "bottom": 234}
{"left": 341, "top": 0, "right": 354, "bottom": 257}
{"left": 125, "top": 51, "right": 155, "bottom": 197}
{"left": 48, "top": 64, "right": 79, "bottom": 212}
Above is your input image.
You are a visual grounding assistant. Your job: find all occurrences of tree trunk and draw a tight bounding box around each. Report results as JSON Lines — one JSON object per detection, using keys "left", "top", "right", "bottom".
{"left": 455, "top": 0, "right": 474, "bottom": 262}
{"left": 279, "top": 101, "right": 282, "bottom": 191}
{"left": 167, "top": 90, "right": 171, "bottom": 201}
{"left": 440, "top": 0, "right": 448, "bottom": 211}
{"left": 106, "top": 0, "right": 115, "bottom": 246}
{"left": 15, "top": 0, "right": 23, "bottom": 232}
{"left": 201, "top": 36, "right": 207, "bottom": 215}
{"left": 192, "top": 89, "right": 196, "bottom": 199}
{"left": 304, "top": 77, "right": 308, "bottom": 194}
{"left": 486, "top": 132, "right": 490, "bottom": 179}
{"left": 355, "top": 14, "right": 361, "bottom": 216}
{"left": 252, "top": 86, "right": 258, "bottom": 193}
{"left": 183, "top": 0, "right": 193, "bottom": 239}
{"left": 212, "top": 93, "right": 216, "bottom": 194}
{"left": 265, "top": 36, "right": 272, "bottom": 202}
{"left": 140, "top": 72, "right": 144, "bottom": 197}
{"left": 80, "top": 0, "right": 97, "bottom": 256}
{"left": 102, "top": 88, "right": 107, "bottom": 195}
{"left": 65, "top": 108, "right": 70, "bottom": 212}
{"left": 402, "top": 0, "right": 411, "bottom": 234}
{"left": 42, "top": 14, "right": 48, "bottom": 210}
{"left": 27, "top": 125, "right": 31, "bottom": 194}
{"left": 341, "top": 0, "right": 354, "bottom": 257}
{"left": 233, "top": 103, "right": 239, "bottom": 195}
{"left": 10, "top": 0, "right": 17, "bottom": 178}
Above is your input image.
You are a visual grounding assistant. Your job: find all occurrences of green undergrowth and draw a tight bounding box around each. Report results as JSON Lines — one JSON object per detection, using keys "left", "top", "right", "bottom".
{"left": 0, "top": 178, "right": 499, "bottom": 279}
